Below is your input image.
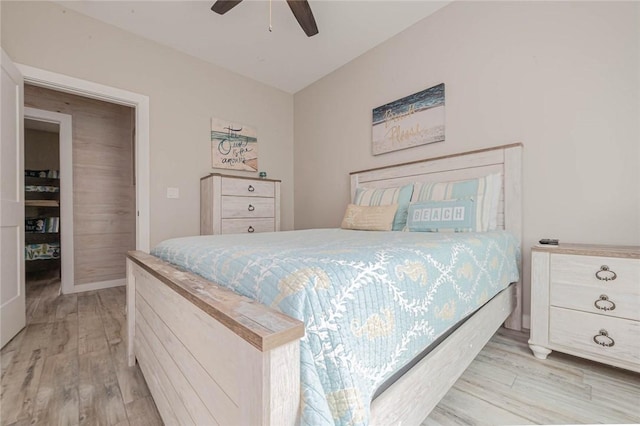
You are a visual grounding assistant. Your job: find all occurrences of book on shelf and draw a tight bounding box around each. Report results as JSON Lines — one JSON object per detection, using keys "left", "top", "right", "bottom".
{"left": 25, "top": 185, "right": 59, "bottom": 193}
{"left": 25, "top": 169, "right": 59, "bottom": 179}
{"left": 25, "top": 217, "right": 60, "bottom": 233}
{"left": 25, "top": 242, "right": 60, "bottom": 260}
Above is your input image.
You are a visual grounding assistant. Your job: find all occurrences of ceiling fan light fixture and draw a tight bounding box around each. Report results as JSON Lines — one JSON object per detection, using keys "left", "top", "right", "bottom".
{"left": 211, "top": 0, "right": 319, "bottom": 37}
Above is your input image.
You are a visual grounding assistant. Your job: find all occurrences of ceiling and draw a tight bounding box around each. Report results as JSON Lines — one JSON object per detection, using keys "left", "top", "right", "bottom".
{"left": 56, "top": 1, "right": 451, "bottom": 93}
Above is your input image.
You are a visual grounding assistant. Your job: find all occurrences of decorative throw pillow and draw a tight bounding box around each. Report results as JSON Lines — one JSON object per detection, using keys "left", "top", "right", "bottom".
{"left": 341, "top": 204, "right": 399, "bottom": 231}
{"left": 487, "top": 173, "right": 502, "bottom": 230}
{"left": 353, "top": 184, "right": 413, "bottom": 231}
{"left": 406, "top": 199, "right": 477, "bottom": 232}
{"left": 411, "top": 174, "right": 501, "bottom": 232}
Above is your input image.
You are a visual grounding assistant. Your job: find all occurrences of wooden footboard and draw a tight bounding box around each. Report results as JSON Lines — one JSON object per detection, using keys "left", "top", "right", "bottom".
{"left": 126, "top": 251, "right": 304, "bottom": 425}
{"left": 127, "top": 250, "right": 516, "bottom": 426}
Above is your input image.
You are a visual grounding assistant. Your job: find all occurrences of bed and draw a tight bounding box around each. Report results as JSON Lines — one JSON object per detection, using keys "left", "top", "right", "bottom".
{"left": 126, "top": 143, "right": 523, "bottom": 425}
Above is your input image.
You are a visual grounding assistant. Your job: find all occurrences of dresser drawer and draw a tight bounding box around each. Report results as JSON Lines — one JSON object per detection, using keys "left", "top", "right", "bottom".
{"left": 202, "top": 174, "right": 281, "bottom": 236}
{"left": 549, "top": 307, "right": 640, "bottom": 366}
{"left": 221, "top": 196, "right": 274, "bottom": 219}
{"left": 551, "top": 283, "right": 640, "bottom": 321}
{"left": 221, "top": 218, "right": 274, "bottom": 234}
{"left": 551, "top": 254, "right": 639, "bottom": 293}
{"left": 221, "top": 178, "right": 274, "bottom": 198}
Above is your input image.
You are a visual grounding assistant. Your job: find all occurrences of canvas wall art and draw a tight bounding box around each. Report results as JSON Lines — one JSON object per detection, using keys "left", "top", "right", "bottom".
{"left": 372, "top": 83, "right": 445, "bottom": 155}
{"left": 211, "top": 117, "right": 258, "bottom": 171}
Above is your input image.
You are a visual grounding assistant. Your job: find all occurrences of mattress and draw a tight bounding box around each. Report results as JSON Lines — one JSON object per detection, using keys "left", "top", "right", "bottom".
{"left": 152, "top": 229, "right": 520, "bottom": 426}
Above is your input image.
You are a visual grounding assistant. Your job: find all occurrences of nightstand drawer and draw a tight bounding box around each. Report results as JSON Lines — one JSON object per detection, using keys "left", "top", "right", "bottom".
{"left": 221, "top": 178, "right": 274, "bottom": 198}
{"left": 549, "top": 307, "right": 640, "bottom": 366}
{"left": 551, "top": 254, "right": 640, "bottom": 294}
{"left": 221, "top": 196, "right": 274, "bottom": 219}
{"left": 221, "top": 218, "right": 274, "bottom": 234}
{"left": 551, "top": 283, "right": 640, "bottom": 321}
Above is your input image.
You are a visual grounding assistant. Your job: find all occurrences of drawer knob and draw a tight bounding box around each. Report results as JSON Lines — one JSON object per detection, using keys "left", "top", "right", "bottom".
{"left": 248, "top": 204, "right": 255, "bottom": 212}
{"left": 248, "top": 185, "right": 255, "bottom": 192}
{"left": 593, "top": 329, "right": 615, "bottom": 347}
{"left": 595, "top": 265, "right": 617, "bottom": 282}
{"left": 594, "top": 294, "right": 616, "bottom": 311}
{"left": 247, "top": 226, "right": 255, "bottom": 233}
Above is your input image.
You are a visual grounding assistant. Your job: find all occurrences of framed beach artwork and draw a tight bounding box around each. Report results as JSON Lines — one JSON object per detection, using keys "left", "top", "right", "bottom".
{"left": 211, "top": 117, "right": 258, "bottom": 171}
{"left": 372, "top": 83, "right": 445, "bottom": 155}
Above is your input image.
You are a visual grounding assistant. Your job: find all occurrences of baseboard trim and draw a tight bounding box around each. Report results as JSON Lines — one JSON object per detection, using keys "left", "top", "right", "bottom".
{"left": 73, "top": 278, "right": 125, "bottom": 293}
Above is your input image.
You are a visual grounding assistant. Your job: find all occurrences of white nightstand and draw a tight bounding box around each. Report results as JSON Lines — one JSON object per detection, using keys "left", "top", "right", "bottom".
{"left": 529, "top": 243, "right": 640, "bottom": 372}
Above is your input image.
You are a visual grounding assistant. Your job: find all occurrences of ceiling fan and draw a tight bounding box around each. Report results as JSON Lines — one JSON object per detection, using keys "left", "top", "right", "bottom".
{"left": 211, "top": 0, "right": 319, "bottom": 37}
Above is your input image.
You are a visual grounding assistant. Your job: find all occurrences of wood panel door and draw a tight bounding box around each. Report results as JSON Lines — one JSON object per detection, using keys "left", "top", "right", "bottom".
{"left": 0, "top": 49, "right": 26, "bottom": 348}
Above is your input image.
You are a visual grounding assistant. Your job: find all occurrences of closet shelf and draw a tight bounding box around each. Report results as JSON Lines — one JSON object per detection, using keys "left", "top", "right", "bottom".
{"left": 25, "top": 176, "right": 60, "bottom": 186}
{"left": 25, "top": 171, "right": 61, "bottom": 275}
{"left": 25, "top": 200, "right": 59, "bottom": 207}
{"left": 25, "top": 233, "right": 59, "bottom": 244}
{"left": 24, "top": 258, "right": 61, "bottom": 271}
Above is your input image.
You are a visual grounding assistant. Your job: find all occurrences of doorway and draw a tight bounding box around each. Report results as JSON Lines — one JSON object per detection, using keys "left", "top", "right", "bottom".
{"left": 23, "top": 118, "right": 62, "bottom": 289}
{"left": 25, "top": 85, "right": 136, "bottom": 294}
{"left": 17, "top": 63, "right": 150, "bottom": 255}
{"left": 1, "top": 57, "right": 150, "bottom": 348}
{"left": 24, "top": 108, "right": 74, "bottom": 295}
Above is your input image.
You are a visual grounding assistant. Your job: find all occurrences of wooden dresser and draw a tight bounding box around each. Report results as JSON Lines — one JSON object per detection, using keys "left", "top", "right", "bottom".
{"left": 200, "top": 174, "right": 281, "bottom": 235}
{"left": 529, "top": 243, "right": 640, "bottom": 372}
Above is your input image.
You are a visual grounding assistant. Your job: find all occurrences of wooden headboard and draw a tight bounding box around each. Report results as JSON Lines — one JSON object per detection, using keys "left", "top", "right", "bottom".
{"left": 349, "top": 143, "right": 523, "bottom": 330}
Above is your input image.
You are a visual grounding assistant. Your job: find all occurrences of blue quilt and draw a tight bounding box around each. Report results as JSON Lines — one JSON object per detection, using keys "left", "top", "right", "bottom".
{"left": 152, "top": 229, "right": 520, "bottom": 425}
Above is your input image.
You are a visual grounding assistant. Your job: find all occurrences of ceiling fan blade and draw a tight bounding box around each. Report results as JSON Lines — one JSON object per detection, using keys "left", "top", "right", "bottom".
{"left": 211, "top": 0, "right": 242, "bottom": 15}
{"left": 286, "top": 0, "right": 319, "bottom": 37}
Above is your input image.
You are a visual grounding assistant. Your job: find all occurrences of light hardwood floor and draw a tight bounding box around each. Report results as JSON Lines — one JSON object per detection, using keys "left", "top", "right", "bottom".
{"left": 1, "top": 277, "right": 161, "bottom": 426}
{"left": 2, "top": 279, "right": 639, "bottom": 425}
{"left": 423, "top": 328, "right": 640, "bottom": 425}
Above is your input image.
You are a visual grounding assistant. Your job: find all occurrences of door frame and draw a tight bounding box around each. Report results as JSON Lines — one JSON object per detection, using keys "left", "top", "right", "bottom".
{"left": 24, "top": 108, "right": 75, "bottom": 294}
{"left": 16, "top": 64, "right": 151, "bottom": 266}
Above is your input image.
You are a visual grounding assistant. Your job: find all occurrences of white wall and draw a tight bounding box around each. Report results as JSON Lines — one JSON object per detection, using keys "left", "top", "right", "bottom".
{"left": 1, "top": 0, "right": 294, "bottom": 246}
{"left": 294, "top": 1, "right": 640, "bottom": 322}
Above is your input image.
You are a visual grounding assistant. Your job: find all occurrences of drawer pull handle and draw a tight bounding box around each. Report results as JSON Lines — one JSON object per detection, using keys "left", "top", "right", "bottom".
{"left": 593, "top": 294, "right": 616, "bottom": 311}
{"left": 593, "top": 329, "right": 615, "bottom": 347}
{"left": 594, "top": 294, "right": 616, "bottom": 311}
{"left": 595, "top": 265, "right": 617, "bottom": 281}
{"left": 248, "top": 204, "right": 255, "bottom": 212}
{"left": 248, "top": 185, "right": 255, "bottom": 192}
{"left": 247, "top": 226, "right": 255, "bottom": 233}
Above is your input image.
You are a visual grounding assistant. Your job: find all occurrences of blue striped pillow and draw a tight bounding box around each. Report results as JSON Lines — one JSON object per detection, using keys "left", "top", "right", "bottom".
{"left": 354, "top": 184, "right": 414, "bottom": 231}
{"left": 411, "top": 174, "right": 501, "bottom": 232}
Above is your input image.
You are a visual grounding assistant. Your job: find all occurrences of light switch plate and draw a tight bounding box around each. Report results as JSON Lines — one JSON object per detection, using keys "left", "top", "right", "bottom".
{"left": 166, "top": 187, "right": 179, "bottom": 199}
